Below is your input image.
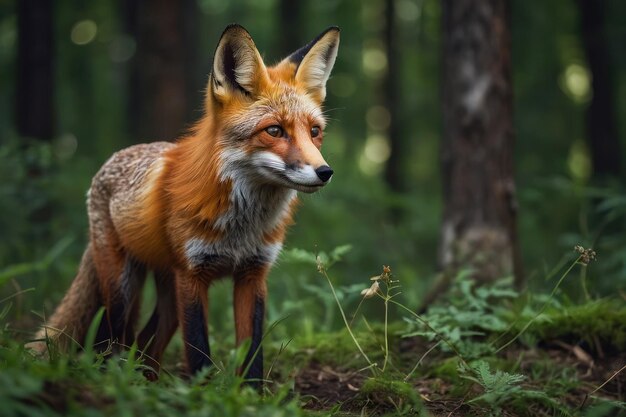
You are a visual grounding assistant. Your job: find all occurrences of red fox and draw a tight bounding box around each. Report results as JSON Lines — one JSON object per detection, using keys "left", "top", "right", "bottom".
{"left": 33, "top": 24, "right": 340, "bottom": 384}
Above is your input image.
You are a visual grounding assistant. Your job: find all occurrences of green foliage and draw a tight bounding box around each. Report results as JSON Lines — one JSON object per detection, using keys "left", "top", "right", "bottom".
{"left": 296, "top": 326, "right": 385, "bottom": 369}
{"left": 311, "top": 249, "right": 626, "bottom": 415}
{"left": 522, "top": 299, "right": 626, "bottom": 352}
{"left": 0, "top": 237, "right": 73, "bottom": 287}
{"left": 403, "top": 272, "right": 519, "bottom": 358}
{"left": 0, "top": 137, "right": 91, "bottom": 317}
{"left": 459, "top": 360, "right": 566, "bottom": 416}
{"left": 273, "top": 245, "right": 365, "bottom": 339}
{"left": 0, "top": 331, "right": 305, "bottom": 417}
{"left": 573, "top": 186, "right": 626, "bottom": 292}
{"left": 461, "top": 360, "right": 525, "bottom": 404}
{"left": 583, "top": 402, "right": 626, "bottom": 417}
{"left": 281, "top": 245, "right": 353, "bottom": 269}
{"left": 0, "top": 138, "right": 57, "bottom": 263}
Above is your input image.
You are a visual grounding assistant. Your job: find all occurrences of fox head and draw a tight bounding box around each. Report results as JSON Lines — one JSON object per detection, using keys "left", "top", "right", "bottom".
{"left": 206, "top": 24, "right": 340, "bottom": 193}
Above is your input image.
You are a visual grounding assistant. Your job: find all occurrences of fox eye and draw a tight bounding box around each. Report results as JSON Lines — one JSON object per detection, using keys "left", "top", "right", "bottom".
{"left": 265, "top": 125, "right": 283, "bottom": 138}
{"left": 311, "top": 126, "right": 321, "bottom": 138}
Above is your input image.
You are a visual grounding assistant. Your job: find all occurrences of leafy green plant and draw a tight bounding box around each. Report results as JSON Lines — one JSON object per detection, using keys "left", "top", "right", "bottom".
{"left": 459, "top": 360, "right": 565, "bottom": 415}
{"left": 403, "top": 271, "right": 518, "bottom": 358}
{"left": 311, "top": 243, "right": 626, "bottom": 416}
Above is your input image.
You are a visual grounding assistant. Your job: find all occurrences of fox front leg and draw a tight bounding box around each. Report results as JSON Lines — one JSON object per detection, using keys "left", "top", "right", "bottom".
{"left": 233, "top": 262, "right": 268, "bottom": 388}
{"left": 175, "top": 273, "right": 212, "bottom": 375}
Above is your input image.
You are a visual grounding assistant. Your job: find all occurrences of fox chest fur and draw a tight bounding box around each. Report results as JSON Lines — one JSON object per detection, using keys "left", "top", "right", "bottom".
{"left": 179, "top": 178, "right": 298, "bottom": 273}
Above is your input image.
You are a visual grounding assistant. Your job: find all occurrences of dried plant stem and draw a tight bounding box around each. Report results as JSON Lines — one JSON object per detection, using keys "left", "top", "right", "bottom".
{"left": 319, "top": 266, "right": 374, "bottom": 370}
{"left": 382, "top": 294, "right": 389, "bottom": 372}
{"left": 405, "top": 340, "right": 441, "bottom": 382}
{"left": 580, "top": 266, "right": 591, "bottom": 302}
{"left": 580, "top": 362, "right": 626, "bottom": 409}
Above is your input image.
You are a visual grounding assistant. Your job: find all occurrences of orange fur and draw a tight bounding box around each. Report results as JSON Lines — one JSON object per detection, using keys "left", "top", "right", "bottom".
{"left": 233, "top": 265, "right": 269, "bottom": 345}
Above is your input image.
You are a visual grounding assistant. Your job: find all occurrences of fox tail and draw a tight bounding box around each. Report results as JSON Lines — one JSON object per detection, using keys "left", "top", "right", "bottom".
{"left": 30, "top": 243, "right": 102, "bottom": 353}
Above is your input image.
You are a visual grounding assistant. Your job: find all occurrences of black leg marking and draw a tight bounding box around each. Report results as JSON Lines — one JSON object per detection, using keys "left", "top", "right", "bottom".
{"left": 191, "top": 253, "right": 228, "bottom": 275}
{"left": 108, "top": 296, "right": 127, "bottom": 346}
{"left": 237, "top": 256, "right": 268, "bottom": 274}
{"left": 243, "top": 296, "right": 265, "bottom": 387}
{"left": 137, "top": 270, "right": 177, "bottom": 364}
{"left": 94, "top": 310, "right": 112, "bottom": 351}
{"left": 138, "top": 309, "right": 159, "bottom": 347}
{"left": 184, "top": 302, "right": 211, "bottom": 374}
{"left": 109, "top": 256, "right": 146, "bottom": 347}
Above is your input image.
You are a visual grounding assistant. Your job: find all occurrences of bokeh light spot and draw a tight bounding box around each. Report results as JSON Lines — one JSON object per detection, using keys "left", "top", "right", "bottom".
{"left": 362, "top": 40, "right": 387, "bottom": 78}
{"left": 71, "top": 20, "right": 97, "bottom": 45}
{"left": 567, "top": 139, "right": 591, "bottom": 183}
{"left": 396, "top": 0, "right": 421, "bottom": 22}
{"left": 364, "top": 134, "right": 391, "bottom": 164}
{"left": 559, "top": 63, "right": 591, "bottom": 103}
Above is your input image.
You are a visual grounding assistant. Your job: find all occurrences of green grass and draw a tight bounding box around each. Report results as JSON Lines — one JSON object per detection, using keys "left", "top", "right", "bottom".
{"left": 1, "top": 247, "right": 626, "bottom": 416}
{"left": 1, "top": 306, "right": 625, "bottom": 416}
{"left": 0, "top": 334, "right": 305, "bottom": 417}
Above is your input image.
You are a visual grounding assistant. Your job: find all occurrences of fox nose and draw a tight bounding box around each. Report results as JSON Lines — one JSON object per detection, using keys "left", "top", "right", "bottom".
{"left": 315, "top": 165, "right": 334, "bottom": 182}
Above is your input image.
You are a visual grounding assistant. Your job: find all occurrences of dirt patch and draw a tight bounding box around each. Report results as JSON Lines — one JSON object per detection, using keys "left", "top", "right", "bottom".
{"left": 295, "top": 361, "right": 366, "bottom": 411}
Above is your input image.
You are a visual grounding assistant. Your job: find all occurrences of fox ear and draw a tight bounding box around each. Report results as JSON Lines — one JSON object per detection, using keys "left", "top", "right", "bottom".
{"left": 288, "top": 27, "right": 340, "bottom": 102}
{"left": 211, "top": 24, "right": 267, "bottom": 100}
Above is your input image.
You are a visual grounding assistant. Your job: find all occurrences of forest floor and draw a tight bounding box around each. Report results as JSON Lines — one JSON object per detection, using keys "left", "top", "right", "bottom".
{"left": 292, "top": 336, "right": 625, "bottom": 416}
{"left": 1, "top": 264, "right": 626, "bottom": 416}
{"left": 1, "top": 319, "right": 623, "bottom": 417}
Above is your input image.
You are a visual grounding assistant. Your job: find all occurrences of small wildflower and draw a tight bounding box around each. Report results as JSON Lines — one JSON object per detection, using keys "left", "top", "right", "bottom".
{"left": 316, "top": 255, "right": 324, "bottom": 272}
{"left": 574, "top": 245, "right": 596, "bottom": 265}
{"left": 361, "top": 281, "right": 380, "bottom": 298}
{"left": 379, "top": 265, "right": 393, "bottom": 284}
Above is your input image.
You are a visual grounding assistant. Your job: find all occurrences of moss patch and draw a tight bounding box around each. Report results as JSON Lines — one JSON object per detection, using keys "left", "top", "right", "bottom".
{"left": 360, "top": 377, "right": 424, "bottom": 414}
{"left": 526, "top": 300, "right": 626, "bottom": 352}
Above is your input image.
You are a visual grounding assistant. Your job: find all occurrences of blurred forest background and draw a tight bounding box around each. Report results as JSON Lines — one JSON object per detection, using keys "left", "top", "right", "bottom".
{"left": 1, "top": 0, "right": 626, "bottom": 340}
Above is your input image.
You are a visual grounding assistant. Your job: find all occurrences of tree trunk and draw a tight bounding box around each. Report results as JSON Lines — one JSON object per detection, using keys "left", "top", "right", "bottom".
{"left": 16, "top": 0, "right": 54, "bottom": 141}
{"left": 439, "top": 0, "right": 523, "bottom": 286}
{"left": 383, "top": 0, "right": 403, "bottom": 193}
{"left": 279, "top": 0, "right": 302, "bottom": 57}
{"left": 578, "top": 0, "right": 621, "bottom": 180}
{"left": 126, "top": 0, "right": 196, "bottom": 142}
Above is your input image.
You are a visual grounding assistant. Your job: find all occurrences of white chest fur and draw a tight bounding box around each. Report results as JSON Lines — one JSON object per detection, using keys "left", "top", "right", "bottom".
{"left": 184, "top": 175, "right": 296, "bottom": 270}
